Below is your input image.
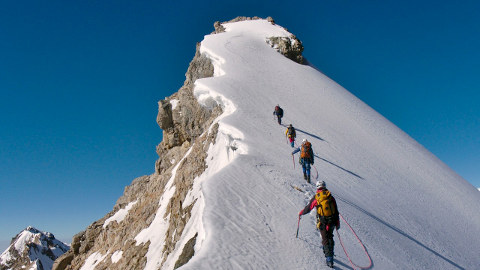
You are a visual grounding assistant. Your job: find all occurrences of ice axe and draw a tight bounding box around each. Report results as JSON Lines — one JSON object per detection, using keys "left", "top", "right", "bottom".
{"left": 296, "top": 216, "right": 301, "bottom": 238}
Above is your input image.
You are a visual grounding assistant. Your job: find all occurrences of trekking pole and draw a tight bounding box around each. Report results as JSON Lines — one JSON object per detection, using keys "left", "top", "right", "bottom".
{"left": 292, "top": 154, "right": 295, "bottom": 169}
{"left": 296, "top": 216, "right": 301, "bottom": 238}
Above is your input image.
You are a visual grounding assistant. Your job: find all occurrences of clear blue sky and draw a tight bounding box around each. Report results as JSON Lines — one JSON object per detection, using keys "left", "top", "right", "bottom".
{"left": 1, "top": 0, "right": 478, "bottom": 250}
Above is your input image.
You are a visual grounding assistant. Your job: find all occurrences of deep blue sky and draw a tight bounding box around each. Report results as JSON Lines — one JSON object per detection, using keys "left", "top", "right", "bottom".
{"left": 1, "top": 1, "right": 478, "bottom": 250}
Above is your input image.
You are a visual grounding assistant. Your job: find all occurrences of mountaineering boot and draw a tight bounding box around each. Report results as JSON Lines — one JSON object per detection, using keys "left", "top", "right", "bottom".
{"left": 307, "top": 175, "right": 311, "bottom": 183}
{"left": 326, "top": 256, "right": 334, "bottom": 268}
{"left": 303, "top": 173, "right": 307, "bottom": 180}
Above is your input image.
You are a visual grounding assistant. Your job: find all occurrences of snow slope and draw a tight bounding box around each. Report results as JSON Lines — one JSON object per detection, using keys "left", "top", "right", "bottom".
{"left": 171, "top": 19, "right": 480, "bottom": 270}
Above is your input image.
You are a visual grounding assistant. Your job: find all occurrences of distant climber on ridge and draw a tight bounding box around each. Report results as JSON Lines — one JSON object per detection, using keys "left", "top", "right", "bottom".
{"left": 292, "top": 138, "right": 314, "bottom": 183}
{"left": 299, "top": 180, "right": 340, "bottom": 268}
{"left": 285, "top": 124, "right": 296, "bottom": 147}
{"left": 273, "top": 104, "right": 283, "bottom": 125}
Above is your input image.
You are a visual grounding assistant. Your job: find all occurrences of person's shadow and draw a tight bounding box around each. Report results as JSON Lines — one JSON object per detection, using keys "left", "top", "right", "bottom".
{"left": 294, "top": 127, "right": 326, "bottom": 142}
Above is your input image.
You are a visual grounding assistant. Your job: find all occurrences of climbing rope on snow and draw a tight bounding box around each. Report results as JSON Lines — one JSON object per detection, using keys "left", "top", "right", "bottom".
{"left": 312, "top": 165, "right": 319, "bottom": 180}
{"left": 336, "top": 213, "right": 373, "bottom": 270}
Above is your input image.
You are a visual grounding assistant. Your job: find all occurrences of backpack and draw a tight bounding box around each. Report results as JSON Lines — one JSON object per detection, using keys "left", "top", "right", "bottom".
{"left": 315, "top": 190, "right": 336, "bottom": 217}
{"left": 300, "top": 141, "right": 311, "bottom": 158}
{"left": 287, "top": 126, "right": 295, "bottom": 137}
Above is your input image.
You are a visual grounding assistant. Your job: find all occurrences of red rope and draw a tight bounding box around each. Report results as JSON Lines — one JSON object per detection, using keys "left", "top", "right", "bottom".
{"left": 336, "top": 213, "right": 372, "bottom": 270}
{"left": 312, "top": 165, "right": 319, "bottom": 179}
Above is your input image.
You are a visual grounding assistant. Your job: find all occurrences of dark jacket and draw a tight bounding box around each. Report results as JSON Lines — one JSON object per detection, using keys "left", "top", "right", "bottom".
{"left": 273, "top": 106, "right": 283, "bottom": 117}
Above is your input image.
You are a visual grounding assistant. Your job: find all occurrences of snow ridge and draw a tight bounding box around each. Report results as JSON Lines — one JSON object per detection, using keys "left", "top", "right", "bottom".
{"left": 175, "top": 19, "right": 480, "bottom": 270}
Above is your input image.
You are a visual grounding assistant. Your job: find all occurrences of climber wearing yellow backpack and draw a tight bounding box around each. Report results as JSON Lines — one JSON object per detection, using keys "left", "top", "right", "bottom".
{"left": 298, "top": 180, "right": 340, "bottom": 268}
{"left": 285, "top": 124, "right": 296, "bottom": 148}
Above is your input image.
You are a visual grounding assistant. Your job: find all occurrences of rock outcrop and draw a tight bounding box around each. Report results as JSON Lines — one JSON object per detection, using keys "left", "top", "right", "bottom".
{"left": 266, "top": 35, "right": 304, "bottom": 64}
{"left": 213, "top": 16, "right": 305, "bottom": 64}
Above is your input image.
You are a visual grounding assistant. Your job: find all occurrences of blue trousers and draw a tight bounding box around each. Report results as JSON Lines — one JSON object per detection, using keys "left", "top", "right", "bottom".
{"left": 302, "top": 160, "right": 311, "bottom": 177}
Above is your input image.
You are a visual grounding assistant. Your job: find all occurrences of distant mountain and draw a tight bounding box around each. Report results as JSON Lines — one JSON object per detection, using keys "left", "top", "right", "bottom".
{"left": 0, "top": 226, "right": 69, "bottom": 270}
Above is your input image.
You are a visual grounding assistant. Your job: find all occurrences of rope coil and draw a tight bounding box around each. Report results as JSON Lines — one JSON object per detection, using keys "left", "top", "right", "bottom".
{"left": 336, "top": 213, "right": 372, "bottom": 269}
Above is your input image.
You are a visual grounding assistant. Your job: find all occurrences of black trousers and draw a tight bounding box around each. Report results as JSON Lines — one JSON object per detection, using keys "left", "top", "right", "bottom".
{"left": 319, "top": 222, "right": 335, "bottom": 257}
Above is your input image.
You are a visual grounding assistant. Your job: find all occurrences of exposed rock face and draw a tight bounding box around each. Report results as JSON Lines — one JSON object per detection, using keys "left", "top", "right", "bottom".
{"left": 0, "top": 226, "right": 69, "bottom": 270}
{"left": 52, "top": 17, "right": 299, "bottom": 270}
{"left": 267, "top": 35, "right": 305, "bottom": 64}
{"left": 52, "top": 23, "right": 222, "bottom": 270}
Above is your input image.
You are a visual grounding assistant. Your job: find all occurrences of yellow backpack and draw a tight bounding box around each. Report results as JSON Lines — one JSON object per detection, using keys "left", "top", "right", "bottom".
{"left": 315, "top": 190, "right": 336, "bottom": 217}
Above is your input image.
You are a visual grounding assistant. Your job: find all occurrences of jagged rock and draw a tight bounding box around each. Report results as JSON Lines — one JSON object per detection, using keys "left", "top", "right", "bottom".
{"left": 157, "top": 99, "right": 174, "bottom": 130}
{"left": 213, "top": 21, "right": 225, "bottom": 33}
{"left": 173, "top": 233, "right": 197, "bottom": 269}
{"left": 267, "top": 35, "right": 305, "bottom": 64}
{"left": 52, "top": 252, "right": 74, "bottom": 270}
{"left": 53, "top": 19, "right": 223, "bottom": 270}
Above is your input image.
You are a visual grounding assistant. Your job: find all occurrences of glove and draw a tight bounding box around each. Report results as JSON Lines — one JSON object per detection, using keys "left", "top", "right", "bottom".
{"left": 298, "top": 210, "right": 304, "bottom": 216}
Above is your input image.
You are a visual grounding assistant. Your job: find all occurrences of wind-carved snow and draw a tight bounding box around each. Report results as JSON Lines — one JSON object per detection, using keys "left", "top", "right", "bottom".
{"left": 160, "top": 34, "right": 248, "bottom": 268}
{"left": 199, "top": 46, "right": 225, "bottom": 77}
{"left": 103, "top": 200, "right": 138, "bottom": 228}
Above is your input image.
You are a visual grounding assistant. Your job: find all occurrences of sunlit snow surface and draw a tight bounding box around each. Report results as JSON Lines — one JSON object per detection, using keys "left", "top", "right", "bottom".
{"left": 147, "top": 19, "right": 480, "bottom": 269}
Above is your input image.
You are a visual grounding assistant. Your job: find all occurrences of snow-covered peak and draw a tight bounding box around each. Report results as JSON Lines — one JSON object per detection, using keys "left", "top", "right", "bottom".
{"left": 44, "top": 18, "right": 480, "bottom": 270}
{"left": 182, "top": 18, "right": 480, "bottom": 269}
{"left": 0, "top": 226, "right": 69, "bottom": 270}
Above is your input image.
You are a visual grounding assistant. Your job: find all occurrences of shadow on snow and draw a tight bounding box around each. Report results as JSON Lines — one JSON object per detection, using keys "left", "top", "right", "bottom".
{"left": 337, "top": 197, "right": 465, "bottom": 270}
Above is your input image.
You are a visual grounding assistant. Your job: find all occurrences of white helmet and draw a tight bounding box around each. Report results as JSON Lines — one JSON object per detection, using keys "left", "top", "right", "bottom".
{"left": 316, "top": 180, "right": 326, "bottom": 189}
{"left": 302, "top": 138, "right": 307, "bottom": 143}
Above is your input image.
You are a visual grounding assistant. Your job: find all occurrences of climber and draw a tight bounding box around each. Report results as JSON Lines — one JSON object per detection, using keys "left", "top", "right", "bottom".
{"left": 285, "top": 124, "right": 296, "bottom": 147}
{"left": 299, "top": 180, "right": 340, "bottom": 268}
{"left": 292, "top": 138, "right": 314, "bottom": 183}
{"left": 273, "top": 104, "right": 284, "bottom": 125}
